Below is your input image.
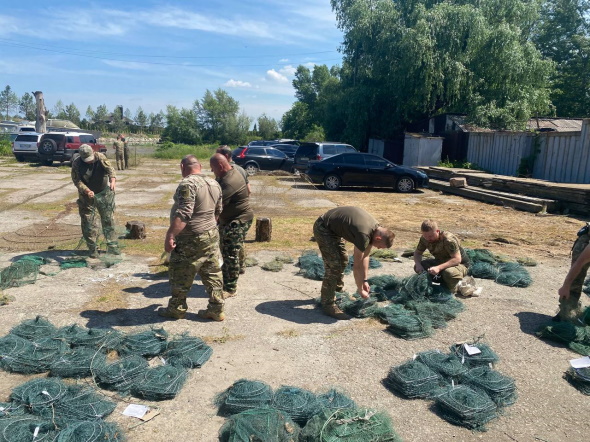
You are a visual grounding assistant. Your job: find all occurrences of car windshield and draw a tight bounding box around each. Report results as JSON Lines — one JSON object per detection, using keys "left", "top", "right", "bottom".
{"left": 15, "top": 135, "right": 39, "bottom": 142}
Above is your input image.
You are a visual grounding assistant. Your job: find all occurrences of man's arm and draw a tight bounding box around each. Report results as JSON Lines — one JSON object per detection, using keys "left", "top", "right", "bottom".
{"left": 426, "top": 251, "right": 461, "bottom": 276}
{"left": 414, "top": 250, "right": 425, "bottom": 273}
{"left": 558, "top": 244, "right": 590, "bottom": 299}
{"left": 71, "top": 163, "right": 90, "bottom": 195}
{"left": 247, "top": 183, "right": 252, "bottom": 196}
{"left": 353, "top": 246, "right": 372, "bottom": 298}
{"left": 98, "top": 154, "right": 117, "bottom": 191}
{"left": 165, "top": 217, "right": 187, "bottom": 252}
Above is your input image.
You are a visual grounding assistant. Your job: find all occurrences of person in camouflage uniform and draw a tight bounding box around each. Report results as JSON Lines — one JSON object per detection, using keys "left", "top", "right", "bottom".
{"left": 71, "top": 144, "right": 119, "bottom": 257}
{"left": 556, "top": 223, "right": 590, "bottom": 322}
{"left": 122, "top": 135, "right": 130, "bottom": 169}
{"left": 159, "top": 155, "right": 225, "bottom": 321}
{"left": 112, "top": 134, "right": 125, "bottom": 170}
{"left": 210, "top": 154, "right": 253, "bottom": 298}
{"left": 314, "top": 206, "right": 395, "bottom": 320}
{"left": 413, "top": 219, "right": 470, "bottom": 294}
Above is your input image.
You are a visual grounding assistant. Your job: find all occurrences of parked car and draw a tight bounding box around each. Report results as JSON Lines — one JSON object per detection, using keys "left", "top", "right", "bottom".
{"left": 12, "top": 133, "right": 42, "bottom": 162}
{"left": 37, "top": 132, "right": 106, "bottom": 166}
{"left": 270, "top": 143, "right": 299, "bottom": 158}
{"left": 304, "top": 152, "right": 429, "bottom": 192}
{"left": 293, "top": 142, "right": 357, "bottom": 173}
{"left": 247, "top": 140, "right": 280, "bottom": 147}
{"left": 232, "top": 146, "right": 294, "bottom": 175}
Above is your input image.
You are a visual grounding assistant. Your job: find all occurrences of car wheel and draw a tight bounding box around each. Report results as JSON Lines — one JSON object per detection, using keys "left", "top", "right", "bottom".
{"left": 38, "top": 139, "right": 57, "bottom": 155}
{"left": 15, "top": 155, "right": 25, "bottom": 162}
{"left": 396, "top": 176, "right": 414, "bottom": 193}
{"left": 43, "top": 159, "right": 53, "bottom": 166}
{"left": 324, "top": 174, "right": 341, "bottom": 190}
{"left": 245, "top": 163, "right": 258, "bottom": 176}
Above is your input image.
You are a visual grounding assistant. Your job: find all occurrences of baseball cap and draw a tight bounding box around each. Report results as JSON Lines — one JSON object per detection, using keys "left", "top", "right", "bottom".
{"left": 79, "top": 145, "right": 95, "bottom": 162}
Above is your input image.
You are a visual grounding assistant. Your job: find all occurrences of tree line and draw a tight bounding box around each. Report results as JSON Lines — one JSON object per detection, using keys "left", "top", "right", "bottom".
{"left": 281, "top": 0, "right": 590, "bottom": 148}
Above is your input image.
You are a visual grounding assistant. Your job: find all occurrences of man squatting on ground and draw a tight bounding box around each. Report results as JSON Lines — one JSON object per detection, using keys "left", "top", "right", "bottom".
{"left": 71, "top": 144, "right": 119, "bottom": 258}
{"left": 113, "top": 134, "right": 125, "bottom": 171}
{"left": 158, "top": 155, "right": 226, "bottom": 322}
{"left": 314, "top": 206, "right": 395, "bottom": 320}
{"left": 556, "top": 222, "right": 590, "bottom": 322}
{"left": 413, "top": 219, "right": 470, "bottom": 293}
{"left": 216, "top": 145, "right": 251, "bottom": 274}
{"left": 210, "top": 153, "right": 253, "bottom": 297}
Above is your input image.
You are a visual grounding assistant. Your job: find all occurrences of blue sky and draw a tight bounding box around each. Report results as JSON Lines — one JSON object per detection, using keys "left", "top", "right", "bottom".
{"left": 0, "top": 0, "right": 343, "bottom": 122}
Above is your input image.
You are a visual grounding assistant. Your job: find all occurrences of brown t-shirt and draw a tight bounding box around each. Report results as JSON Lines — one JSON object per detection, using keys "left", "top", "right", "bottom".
{"left": 321, "top": 206, "right": 379, "bottom": 252}
{"left": 170, "top": 174, "right": 222, "bottom": 236}
{"left": 416, "top": 231, "right": 469, "bottom": 265}
{"left": 218, "top": 168, "right": 253, "bottom": 226}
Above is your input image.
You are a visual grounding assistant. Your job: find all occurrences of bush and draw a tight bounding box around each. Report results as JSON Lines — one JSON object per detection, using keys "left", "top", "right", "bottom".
{"left": 153, "top": 143, "right": 219, "bottom": 161}
{"left": 0, "top": 136, "right": 11, "bottom": 157}
{"left": 438, "top": 157, "right": 482, "bottom": 170}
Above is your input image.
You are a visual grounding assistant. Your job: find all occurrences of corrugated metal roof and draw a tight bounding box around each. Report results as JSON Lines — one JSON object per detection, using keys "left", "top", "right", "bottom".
{"left": 447, "top": 115, "right": 583, "bottom": 133}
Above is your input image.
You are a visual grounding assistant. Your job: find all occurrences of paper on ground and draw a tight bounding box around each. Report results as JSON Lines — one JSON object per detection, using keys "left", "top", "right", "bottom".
{"left": 464, "top": 344, "right": 482, "bottom": 356}
{"left": 570, "top": 356, "right": 590, "bottom": 369}
{"left": 123, "top": 404, "right": 150, "bottom": 419}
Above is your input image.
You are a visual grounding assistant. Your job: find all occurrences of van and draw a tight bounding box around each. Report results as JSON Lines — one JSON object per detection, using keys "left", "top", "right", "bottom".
{"left": 293, "top": 142, "right": 357, "bottom": 173}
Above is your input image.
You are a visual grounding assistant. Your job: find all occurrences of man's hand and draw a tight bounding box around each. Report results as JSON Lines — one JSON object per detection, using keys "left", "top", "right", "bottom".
{"left": 109, "top": 179, "right": 116, "bottom": 191}
{"left": 428, "top": 266, "right": 441, "bottom": 276}
{"left": 164, "top": 233, "right": 176, "bottom": 253}
{"left": 359, "top": 281, "right": 371, "bottom": 298}
{"left": 558, "top": 285, "right": 570, "bottom": 300}
{"left": 86, "top": 189, "right": 95, "bottom": 198}
{"left": 414, "top": 263, "right": 425, "bottom": 273}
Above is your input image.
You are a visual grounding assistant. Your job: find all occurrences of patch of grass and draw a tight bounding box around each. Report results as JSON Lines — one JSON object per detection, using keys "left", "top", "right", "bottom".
{"left": 152, "top": 143, "right": 218, "bottom": 161}
{"left": 202, "top": 327, "right": 245, "bottom": 344}
{"left": 276, "top": 328, "right": 299, "bottom": 338}
{"left": 83, "top": 281, "right": 129, "bottom": 311}
{"left": 0, "top": 292, "right": 15, "bottom": 306}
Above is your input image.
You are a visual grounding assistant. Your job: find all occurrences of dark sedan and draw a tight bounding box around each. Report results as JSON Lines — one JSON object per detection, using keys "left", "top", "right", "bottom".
{"left": 270, "top": 143, "right": 299, "bottom": 158}
{"left": 232, "top": 146, "right": 294, "bottom": 175}
{"left": 304, "top": 152, "right": 429, "bottom": 192}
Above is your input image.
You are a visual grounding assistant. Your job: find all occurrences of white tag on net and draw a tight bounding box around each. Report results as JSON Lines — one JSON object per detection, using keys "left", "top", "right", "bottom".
{"left": 122, "top": 404, "right": 150, "bottom": 419}
{"left": 570, "top": 356, "right": 590, "bottom": 369}
{"left": 463, "top": 343, "right": 482, "bottom": 356}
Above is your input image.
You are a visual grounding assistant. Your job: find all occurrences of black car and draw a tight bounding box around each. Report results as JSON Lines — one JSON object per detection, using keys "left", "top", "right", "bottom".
{"left": 232, "top": 146, "right": 294, "bottom": 175}
{"left": 304, "top": 152, "right": 429, "bottom": 192}
{"left": 270, "top": 144, "right": 299, "bottom": 158}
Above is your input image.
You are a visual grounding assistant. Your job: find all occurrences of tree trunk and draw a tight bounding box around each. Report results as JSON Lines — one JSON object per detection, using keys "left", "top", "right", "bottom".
{"left": 255, "top": 218, "right": 272, "bottom": 242}
{"left": 33, "top": 91, "right": 47, "bottom": 133}
{"left": 126, "top": 221, "right": 146, "bottom": 239}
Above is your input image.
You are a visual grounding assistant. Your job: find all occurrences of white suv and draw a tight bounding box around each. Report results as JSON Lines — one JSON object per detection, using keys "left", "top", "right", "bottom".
{"left": 12, "top": 133, "right": 42, "bottom": 162}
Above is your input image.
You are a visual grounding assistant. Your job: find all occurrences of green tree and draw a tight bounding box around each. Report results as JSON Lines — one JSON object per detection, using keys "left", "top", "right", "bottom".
{"left": 194, "top": 88, "right": 240, "bottom": 143}
{"left": 303, "top": 124, "right": 326, "bottom": 142}
{"left": 19, "top": 92, "right": 36, "bottom": 120}
{"left": 94, "top": 104, "right": 108, "bottom": 122}
{"left": 65, "top": 103, "right": 81, "bottom": 125}
{"left": 257, "top": 114, "right": 280, "bottom": 139}
{"left": 161, "top": 105, "right": 201, "bottom": 144}
{"left": 135, "top": 106, "right": 147, "bottom": 129}
{"left": 535, "top": 0, "right": 590, "bottom": 117}
{"left": 0, "top": 85, "right": 18, "bottom": 119}
{"left": 85, "top": 105, "right": 95, "bottom": 121}
{"left": 281, "top": 101, "right": 312, "bottom": 140}
{"left": 53, "top": 100, "right": 67, "bottom": 119}
{"left": 124, "top": 107, "right": 132, "bottom": 121}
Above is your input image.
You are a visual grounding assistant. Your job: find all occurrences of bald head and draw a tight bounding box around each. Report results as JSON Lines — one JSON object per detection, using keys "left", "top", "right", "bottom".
{"left": 210, "top": 153, "right": 231, "bottom": 178}
{"left": 180, "top": 155, "right": 201, "bottom": 177}
{"left": 216, "top": 145, "right": 233, "bottom": 161}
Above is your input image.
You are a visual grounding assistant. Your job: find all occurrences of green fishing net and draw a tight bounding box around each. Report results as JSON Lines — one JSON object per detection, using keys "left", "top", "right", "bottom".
{"left": 297, "top": 251, "right": 325, "bottom": 280}
{"left": 449, "top": 343, "right": 500, "bottom": 367}
{"left": 460, "top": 366, "right": 517, "bottom": 406}
{"left": 384, "top": 360, "right": 442, "bottom": 399}
{"left": 0, "top": 256, "right": 47, "bottom": 290}
{"left": 219, "top": 408, "right": 300, "bottom": 442}
{"left": 10, "top": 316, "right": 56, "bottom": 340}
{"left": 0, "top": 334, "right": 67, "bottom": 374}
{"left": 49, "top": 348, "right": 107, "bottom": 378}
{"left": 59, "top": 257, "right": 88, "bottom": 270}
{"left": 565, "top": 367, "right": 590, "bottom": 395}
{"left": 0, "top": 417, "right": 57, "bottom": 442}
{"left": 465, "top": 249, "right": 533, "bottom": 288}
{"left": 130, "top": 365, "right": 188, "bottom": 400}
{"left": 317, "top": 389, "right": 356, "bottom": 411}
{"left": 0, "top": 402, "right": 25, "bottom": 418}
{"left": 275, "top": 254, "right": 294, "bottom": 264}
{"left": 335, "top": 292, "right": 379, "bottom": 318}
{"left": 244, "top": 257, "right": 258, "bottom": 267}
{"left": 272, "top": 386, "right": 321, "bottom": 426}
{"left": 261, "top": 258, "right": 284, "bottom": 272}
{"left": 435, "top": 385, "right": 498, "bottom": 431}
{"left": 495, "top": 262, "right": 533, "bottom": 288}
{"left": 94, "top": 355, "right": 149, "bottom": 394}
{"left": 56, "top": 421, "right": 125, "bottom": 441}
{"left": 300, "top": 408, "right": 402, "bottom": 442}
{"left": 386, "top": 313, "right": 434, "bottom": 340}
{"left": 417, "top": 351, "right": 468, "bottom": 379}
{"left": 536, "top": 321, "right": 590, "bottom": 354}
{"left": 118, "top": 328, "right": 168, "bottom": 357}
{"left": 216, "top": 379, "right": 274, "bottom": 416}
{"left": 162, "top": 335, "right": 212, "bottom": 369}
{"left": 468, "top": 262, "right": 499, "bottom": 280}
{"left": 66, "top": 327, "right": 123, "bottom": 353}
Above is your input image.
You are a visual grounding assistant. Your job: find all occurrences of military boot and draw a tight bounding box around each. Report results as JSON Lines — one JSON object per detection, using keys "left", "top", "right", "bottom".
{"left": 223, "top": 291, "right": 237, "bottom": 299}
{"left": 158, "top": 307, "right": 186, "bottom": 319}
{"left": 322, "top": 304, "right": 351, "bottom": 320}
{"left": 197, "top": 309, "right": 225, "bottom": 321}
{"left": 88, "top": 249, "right": 99, "bottom": 259}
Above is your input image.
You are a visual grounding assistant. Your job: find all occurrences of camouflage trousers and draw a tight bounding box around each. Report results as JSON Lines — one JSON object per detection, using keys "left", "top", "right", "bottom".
{"left": 124, "top": 147, "right": 129, "bottom": 169}
{"left": 419, "top": 259, "right": 468, "bottom": 294}
{"left": 314, "top": 217, "right": 348, "bottom": 306}
{"left": 77, "top": 187, "right": 118, "bottom": 252}
{"left": 559, "top": 232, "right": 590, "bottom": 321}
{"left": 168, "top": 229, "right": 224, "bottom": 315}
{"left": 115, "top": 150, "right": 124, "bottom": 170}
{"left": 220, "top": 219, "right": 252, "bottom": 293}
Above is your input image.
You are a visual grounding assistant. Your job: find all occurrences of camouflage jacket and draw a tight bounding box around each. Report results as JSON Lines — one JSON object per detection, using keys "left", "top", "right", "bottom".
{"left": 71, "top": 153, "right": 116, "bottom": 195}
{"left": 171, "top": 174, "right": 222, "bottom": 235}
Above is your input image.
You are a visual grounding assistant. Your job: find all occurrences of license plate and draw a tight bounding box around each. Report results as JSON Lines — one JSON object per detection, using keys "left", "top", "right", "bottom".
{"left": 20, "top": 144, "right": 35, "bottom": 150}
{"left": 300, "top": 157, "right": 309, "bottom": 161}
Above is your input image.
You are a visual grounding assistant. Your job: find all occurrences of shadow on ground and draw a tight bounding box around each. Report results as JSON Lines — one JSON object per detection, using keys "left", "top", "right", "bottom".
{"left": 255, "top": 299, "right": 336, "bottom": 325}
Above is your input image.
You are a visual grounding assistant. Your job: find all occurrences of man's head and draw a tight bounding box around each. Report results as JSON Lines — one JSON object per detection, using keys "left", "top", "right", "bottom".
{"left": 79, "top": 144, "right": 95, "bottom": 163}
{"left": 209, "top": 153, "right": 231, "bottom": 178}
{"left": 421, "top": 219, "right": 441, "bottom": 243}
{"left": 371, "top": 227, "right": 395, "bottom": 249}
{"left": 216, "top": 145, "right": 232, "bottom": 161}
{"left": 180, "top": 155, "right": 201, "bottom": 177}
{"left": 117, "top": 134, "right": 122, "bottom": 140}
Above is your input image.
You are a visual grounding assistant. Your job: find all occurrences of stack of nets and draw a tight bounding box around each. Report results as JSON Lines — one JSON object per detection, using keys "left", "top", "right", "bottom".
{"left": 300, "top": 408, "right": 402, "bottom": 442}
{"left": 335, "top": 292, "right": 379, "bottom": 318}
{"left": 272, "top": 386, "right": 321, "bottom": 426}
{"left": 317, "top": 388, "right": 356, "bottom": 411}
{"left": 216, "top": 379, "right": 273, "bottom": 416}
{"left": 465, "top": 248, "right": 533, "bottom": 288}
{"left": 536, "top": 320, "right": 590, "bottom": 356}
{"left": 346, "top": 255, "right": 382, "bottom": 272}
{"left": 296, "top": 251, "right": 383, "bottom": 281}
{"left": 449, "top": 343, "right": 500, "bottom": 367}
{"left": 385, "top": 313, "right": 434, "bottom": 340}
{"left": 385, "top": 343, "right": 515, "bottom": 431}
{"left": 565, "top": 367, "right": 590, "bottom": 395}
{"left": 219, "top": 408, "right": 299, "bottom": 442}
{"left": 59, "top": 257, "right": 88, "bottom": 270}
{"left": 0, "top": 256, "right": 47, "bottom": 290}
{"left": 0, "top": 317, "right": 212, "bottom": 401}
{"left": 244, "top": 257, "right": 258, "bottom": 268}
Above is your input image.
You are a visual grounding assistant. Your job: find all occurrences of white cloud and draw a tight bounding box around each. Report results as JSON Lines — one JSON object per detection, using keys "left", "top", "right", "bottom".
{"left": 224, "top": 79, "right": 252, "bottom": 88}
{"left": 265, "top": 69, "right": 289, "bottom": 83}
{"left": 278, "top": 65, "right": 297, "bottom": 77}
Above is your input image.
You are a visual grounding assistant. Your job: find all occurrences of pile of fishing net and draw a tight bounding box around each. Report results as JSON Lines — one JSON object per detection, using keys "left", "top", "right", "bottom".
{"left": 296, "top": 251, "right": 382, "bottom": 281}
{"left": 536, "top": 309, "right": 590, "bottom": 356}
{"left": 0, "top": 316, "right": 212, "bottom": 401}
{"left": 0, "top": 377, "right": 124, "bottom": 440}
{"left": 261, "top": 254, "right": 295, "bottom": 272}
{"left": 335, "top": 292, "right": 380, "bottom": 318}
{"left": 565, "top": 366, "right": 590, "bottom": 395}
{"left": 465, "top": 248, "right": 533, "bottom": 288}
{"left": 0, "top": 256, "right": 47, "bottom": 290}
{"left": 216, "top": 380, "right": 400, "bottom": 441}
{"left": 384, "top": 342, "right": 516, "bottom": 431}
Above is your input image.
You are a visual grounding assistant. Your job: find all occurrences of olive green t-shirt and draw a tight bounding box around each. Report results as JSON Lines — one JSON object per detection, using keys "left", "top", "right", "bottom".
{"left": 416, "top": 231, "right": 469, "bottom": 265}
{"left": 321, "top": 206, "right": 379, "bottom": 252}
{"left": 218, "top": 168, "right": 253, "bottom": 226}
